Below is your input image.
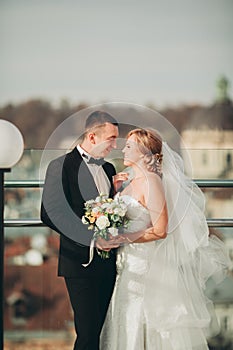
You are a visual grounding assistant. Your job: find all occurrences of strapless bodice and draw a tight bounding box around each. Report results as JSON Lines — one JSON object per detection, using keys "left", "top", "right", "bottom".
{"left": 120, "top": 194, "right": 151, "bottom": 233}
{"left": 117, "top": 195, "right": 155, "bottom": 274}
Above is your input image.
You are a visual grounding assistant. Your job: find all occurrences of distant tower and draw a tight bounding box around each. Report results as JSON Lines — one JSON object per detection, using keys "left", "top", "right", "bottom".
{"left": 216, "top": 75, "right": 230, "bottom": 103}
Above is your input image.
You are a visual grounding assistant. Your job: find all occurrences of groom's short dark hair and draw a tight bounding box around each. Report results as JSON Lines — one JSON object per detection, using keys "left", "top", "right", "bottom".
{"left": 85, "top": 110, "right": 118, "bottom": 131}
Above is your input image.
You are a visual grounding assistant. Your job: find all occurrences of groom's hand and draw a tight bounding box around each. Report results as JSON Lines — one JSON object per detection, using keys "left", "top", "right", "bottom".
{"left": 95, "top": 237, "right": 120, "bottom": 251}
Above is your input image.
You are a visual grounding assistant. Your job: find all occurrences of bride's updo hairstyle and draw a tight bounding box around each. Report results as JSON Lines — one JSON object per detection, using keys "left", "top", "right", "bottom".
{"left": 127, "top": 128, "right": 163, "bottom": 177}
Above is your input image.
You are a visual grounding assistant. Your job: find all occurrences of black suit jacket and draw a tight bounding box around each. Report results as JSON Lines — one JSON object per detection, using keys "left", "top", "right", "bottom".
{"left": 41, "top": 148, "right": 116, "bottom": 277}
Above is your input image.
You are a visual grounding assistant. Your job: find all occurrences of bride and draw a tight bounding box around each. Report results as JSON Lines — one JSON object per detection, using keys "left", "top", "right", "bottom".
{"left": 100, "top": 128, "right": 229, "bottom": 350}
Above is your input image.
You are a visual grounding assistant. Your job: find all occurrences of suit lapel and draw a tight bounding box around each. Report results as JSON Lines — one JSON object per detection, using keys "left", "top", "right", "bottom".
{"left": 68, "top": 148, "right": 99, "bottom": 201}
{"left": 68, "top": 148, "right": 114, "bottom": 200}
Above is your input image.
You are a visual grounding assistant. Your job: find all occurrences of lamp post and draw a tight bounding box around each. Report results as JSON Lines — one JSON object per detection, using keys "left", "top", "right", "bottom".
{"left": 0, "top": 120, "right": 24, "bottom": 350}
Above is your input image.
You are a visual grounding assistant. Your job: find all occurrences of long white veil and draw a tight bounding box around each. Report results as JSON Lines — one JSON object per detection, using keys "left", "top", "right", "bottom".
{"left": 143, "top": 142, "right": 230, "bottom": 341}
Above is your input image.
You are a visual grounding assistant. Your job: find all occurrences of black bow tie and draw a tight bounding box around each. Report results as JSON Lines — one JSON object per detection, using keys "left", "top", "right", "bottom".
{"left": 82, "top": 153, "right": 105, "bottom": 166}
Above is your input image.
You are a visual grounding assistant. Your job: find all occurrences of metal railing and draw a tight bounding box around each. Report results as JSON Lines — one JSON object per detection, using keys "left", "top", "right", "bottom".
{"left": 4, "top": 179, "right": 233, "bottom": 228}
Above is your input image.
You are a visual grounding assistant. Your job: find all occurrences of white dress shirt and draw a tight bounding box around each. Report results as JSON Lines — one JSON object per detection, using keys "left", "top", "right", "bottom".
{"left": 76, "top": 145, "right": 110, "bottom": 196}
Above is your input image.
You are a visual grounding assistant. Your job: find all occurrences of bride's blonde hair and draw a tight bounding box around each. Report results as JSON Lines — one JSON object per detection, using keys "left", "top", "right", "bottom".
{"left": 127, "top": 128, "right": 163, "bottom": 177}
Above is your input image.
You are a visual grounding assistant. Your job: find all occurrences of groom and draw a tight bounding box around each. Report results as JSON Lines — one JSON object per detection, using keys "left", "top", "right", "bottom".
{"left": 41, "top": 111, "right": 119, "bottom": 350}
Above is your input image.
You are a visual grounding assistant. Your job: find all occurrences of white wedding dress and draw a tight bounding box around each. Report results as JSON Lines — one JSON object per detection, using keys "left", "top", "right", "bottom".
{"left": 100, "top": 143, "right": 229, "bottom": 350}
{"left": 100, "top": 194, "right": 228, "bottom": 350}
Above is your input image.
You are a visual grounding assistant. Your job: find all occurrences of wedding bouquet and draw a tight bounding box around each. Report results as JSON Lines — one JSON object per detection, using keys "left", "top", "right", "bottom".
{"left": 82, "top": 193, "right": 129, "bottom": 259}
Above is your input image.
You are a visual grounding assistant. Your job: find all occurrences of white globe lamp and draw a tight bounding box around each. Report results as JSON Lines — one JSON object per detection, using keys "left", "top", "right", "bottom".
{"left": 0, "top": 119, "right": 24, "bottom": 168}
{"left": 0, "top": 119, "right": 24, "bottom": 348}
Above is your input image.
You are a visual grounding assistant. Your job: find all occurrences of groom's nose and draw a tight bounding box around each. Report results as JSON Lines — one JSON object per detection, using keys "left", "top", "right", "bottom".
{"left": 111, "top": 138, "right": 117, "bottom": 149}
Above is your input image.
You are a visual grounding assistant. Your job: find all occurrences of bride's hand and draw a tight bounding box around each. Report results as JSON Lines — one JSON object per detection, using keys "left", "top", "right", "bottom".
{"left": 113, "top": 172, "right": 129, "bottom": 192}
{"left": 109, "top": 234, "right": 130, "bottom": 245}
{"left": 95, "top": 237, "right": 120, "bottom": 251}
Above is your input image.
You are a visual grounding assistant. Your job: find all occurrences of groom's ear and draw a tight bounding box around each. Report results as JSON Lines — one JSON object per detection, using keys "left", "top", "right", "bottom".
{"left": 88, "top": 132, "right": 96, "bottom": 144}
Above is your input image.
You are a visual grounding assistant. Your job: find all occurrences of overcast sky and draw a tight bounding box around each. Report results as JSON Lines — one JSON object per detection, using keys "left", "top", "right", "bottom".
{"left": 1, "top": 0, "right": 233, "bottom": 108}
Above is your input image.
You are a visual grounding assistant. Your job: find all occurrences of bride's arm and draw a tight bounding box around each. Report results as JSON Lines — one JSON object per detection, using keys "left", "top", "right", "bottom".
{"left": 115, "top": 174, "right": 168, "bottom": 244}
{"left": 136, "top": 175, "right": 168, "bottom": 242}
{"left": 121, "top": 209, "right": 167, "bottom": 244}
{"left": 128, "top": 206, "right": 167, "bottom": 243}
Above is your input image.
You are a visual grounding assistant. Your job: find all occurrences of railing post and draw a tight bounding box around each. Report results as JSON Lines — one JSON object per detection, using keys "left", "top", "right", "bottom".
{"left": 0, "top": 170, "right": 3, "bottom": 350}
{"left": 0, "top": 169, "right": 10, "bottom": 350}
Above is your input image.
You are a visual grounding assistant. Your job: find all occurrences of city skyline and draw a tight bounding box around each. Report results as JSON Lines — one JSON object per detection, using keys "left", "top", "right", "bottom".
{"left": 1, "top": 0, "right": 233, "bottom": 108}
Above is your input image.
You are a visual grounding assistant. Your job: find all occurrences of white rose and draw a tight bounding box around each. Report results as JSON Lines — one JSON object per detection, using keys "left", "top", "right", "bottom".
{"left": 114, "top": 208, "right": 126, "bottom": 217}
{"left": 85, "top": 199, "right": 95, "bottom": 206}
{"left": 95, "top": 196, "right": 102, "bottom": 203}
{"left": 96, "top": 215, "right": 110, "bottom": 230}
{"left": 92, "top": 207, "right": 100, "bottom": 214}
{"left": 102, "top": 203, "right": 111, "bottom": 209}
{"left": 108, "top": 227, "right": 118, "bottom": 237}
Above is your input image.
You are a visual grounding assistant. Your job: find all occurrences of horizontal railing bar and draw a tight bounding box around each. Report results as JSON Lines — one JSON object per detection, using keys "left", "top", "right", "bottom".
{"left": 194, "top": 180, "right": 233, "bottom": 188}
{"left": 207, "top": 219, "right": 233, "bottom": 227}
{"left": 4, "top": 180, "right": 44, "bottom": 188}
{"left": 4, "top": 219, "right": 45, "bottom": 227}
{"left": 4, "top": 179, "right": 233, "bottom": 188}
{"left": 4, "top": 219, "right": 233, "bottom": 228}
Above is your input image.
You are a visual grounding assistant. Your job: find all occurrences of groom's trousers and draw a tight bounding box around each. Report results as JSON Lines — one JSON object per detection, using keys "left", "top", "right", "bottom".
{"left": 65, "top": 257, "right": 116, "bottom": 350}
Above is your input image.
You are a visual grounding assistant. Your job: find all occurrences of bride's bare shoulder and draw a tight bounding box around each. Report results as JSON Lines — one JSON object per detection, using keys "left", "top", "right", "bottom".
{"left": 145, "top": 172, "right": 162, "bottom": 185}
